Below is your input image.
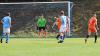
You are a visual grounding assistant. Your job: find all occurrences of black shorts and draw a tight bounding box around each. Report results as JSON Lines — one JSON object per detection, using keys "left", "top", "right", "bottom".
{"left": 37, "top": 26, "right": 46, "bottom": 31}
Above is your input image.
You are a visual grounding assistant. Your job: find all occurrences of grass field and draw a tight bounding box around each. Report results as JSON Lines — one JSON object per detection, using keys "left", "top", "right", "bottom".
{"left": 0, "top": 38, "right": 100, "bottom": 56}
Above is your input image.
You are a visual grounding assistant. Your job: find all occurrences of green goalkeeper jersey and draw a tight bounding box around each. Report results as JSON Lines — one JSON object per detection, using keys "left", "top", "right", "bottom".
{"left": 37, "top": 17, "right": 46, "bottom": 27}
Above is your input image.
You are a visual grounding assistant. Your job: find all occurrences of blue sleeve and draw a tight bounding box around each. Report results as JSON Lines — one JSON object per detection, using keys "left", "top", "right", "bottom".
{"left": 1, "top": 17, "right": 4, "bottom": 22}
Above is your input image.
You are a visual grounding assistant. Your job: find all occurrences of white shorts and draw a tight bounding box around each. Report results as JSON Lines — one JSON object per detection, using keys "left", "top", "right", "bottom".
{"left": 59, "top": 25, "right": 66, "bottom": 32}
{"left": 3, "top": 28, "right": 10, "bottom": 33}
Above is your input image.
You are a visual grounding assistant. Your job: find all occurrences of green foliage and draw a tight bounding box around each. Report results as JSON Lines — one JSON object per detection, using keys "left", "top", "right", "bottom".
{"left": 73, "top": 0, "right": 100, "bottom": 36}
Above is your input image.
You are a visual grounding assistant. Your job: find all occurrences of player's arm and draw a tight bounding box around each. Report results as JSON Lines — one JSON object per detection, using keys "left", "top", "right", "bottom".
{"left": 44, "top": 18, "right": 46, "bottom": 25}
{"left": 66, "top": 16, "right": 70, "bottom": 32}
{"left": 1, "top": 20, "right": 3, "bottom": 24}
{"left": 66, "top": 16, "right": 69, "bottom": 27}
{"left": 95, "top": 19, "right": 99, "bottom": 30}
{"left": 9, "top": 17, "right": 11, "bottom": 27}
{"left": 37, "top": 18, "right": 40, "bottom": 27}
{"left": 52, "top": 22, "right": 56, "bottom": 28}
{"left": 1, "top": 18, "right": 4, "bottom": 24}
{"left": 52, "top": 19, "right": 57, "bottom": 28}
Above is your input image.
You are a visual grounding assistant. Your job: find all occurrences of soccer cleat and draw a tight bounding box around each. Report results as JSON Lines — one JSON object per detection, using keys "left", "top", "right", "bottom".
{"left": 58, "top": 40, "right": 64, "bottom": 43}
{"left": 6, "top": 42, "right": 8, "bottom": 44}
{"left": 58, "top": 41, "right": 61, "bottom": 43}
{"left": 61, "top": 41, "right": 64, "bottom": 43}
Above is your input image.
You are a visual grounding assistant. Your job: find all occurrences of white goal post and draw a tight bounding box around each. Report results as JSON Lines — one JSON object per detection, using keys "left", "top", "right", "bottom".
{"left": 0, "top": 1, "right": 73, "bottom": 37}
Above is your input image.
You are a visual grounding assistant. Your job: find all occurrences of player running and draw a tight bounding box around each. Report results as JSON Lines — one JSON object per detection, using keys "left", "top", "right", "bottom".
{"left": 85, "top": 13, "right": 99, "bottom": 43}
{"left": 0, "top": 12, "right": 11, "bottom": 44}
{"left": 37, "top": 14, "right": 46, "bottom": 38}
{"left": 52, "top": 16, "right": 61, "bottom": 40}
{"left": 58, "top": 10, "right": 69, "bottom": 43}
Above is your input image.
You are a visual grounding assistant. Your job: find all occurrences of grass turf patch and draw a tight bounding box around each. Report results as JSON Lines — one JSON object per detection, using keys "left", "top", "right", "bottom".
{"left": 0, "top": 38, "right": 100, "bottom": 56}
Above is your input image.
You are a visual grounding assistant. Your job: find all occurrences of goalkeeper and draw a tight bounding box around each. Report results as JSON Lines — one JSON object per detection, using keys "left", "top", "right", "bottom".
{"left": 37, "top": 14, "right": 46, "bottom": 38}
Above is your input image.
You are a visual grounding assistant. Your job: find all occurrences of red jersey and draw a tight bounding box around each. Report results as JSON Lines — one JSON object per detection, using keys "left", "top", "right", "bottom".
{"left": 88, "top": 16, "right": 97, "bottom": 28}
{"left": 56, "top": 18, "right": 61, "bottom": 30}
{"left": 88, "top": 16, "right": 97, "bottom": 33}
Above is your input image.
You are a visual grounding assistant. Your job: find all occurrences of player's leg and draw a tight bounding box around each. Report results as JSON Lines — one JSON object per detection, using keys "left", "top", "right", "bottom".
{"left": 58, "top": 26, "right": 65, "bottom": 43}
{"left": 5, "top": 28, "right": 10, "bottom": 43}
{"left": 94, "top": 29, "right": 98, "bottom": 43}
{"left": 61, "top": 27, "right": 67, "bottom": 41}
{"left": 58, "top": 26, "right": 62, "bottom": 43}
{"left": 59, "top": 32, "right": 65, "bottom": 43}
{"left": 85, "top": 29, "right": 91, "bottom": 43}
{"left": 56, "top": 24, "right": 61, "bottom": 40}
{"left": 38, "top": 27, "right": 41, "bottom": 37}
{"left": 85, "top": 35, "right": 89, "bottom": 44}
{"left": 1, "top": 28, "right": 6, "bottom": 43}
{"left": 44, "top": 31, "right": 46, "bottom": 38}
{"left": 63, "top": 32, "right": 66, "bottom": 40}
{"left": 56, "top": 33, "right": 60, "bottom": 40}
{"left": 6, "top": 33, "right": 9, "bottom": 43}
{"left": 43, "top": 27, "right": 46, "bottom": 38}
{"left": 94, "top": 33, "right": 97, "bottom": 43}
{"left": 1, "top": 33, "right": 4, "bottom": 43}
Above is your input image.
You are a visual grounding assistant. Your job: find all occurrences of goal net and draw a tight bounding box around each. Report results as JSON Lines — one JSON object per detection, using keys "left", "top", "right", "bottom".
{"left": 0, "top": 1, "right": 73, "bottom": 37}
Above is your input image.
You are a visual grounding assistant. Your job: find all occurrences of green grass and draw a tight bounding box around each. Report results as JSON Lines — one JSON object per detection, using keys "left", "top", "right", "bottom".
{"left": 0, "top": 38, "right": 100, "bottom": 56}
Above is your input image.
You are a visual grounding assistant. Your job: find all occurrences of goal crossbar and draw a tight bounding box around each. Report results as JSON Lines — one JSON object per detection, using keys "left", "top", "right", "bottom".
{"left": 0, "top": 1, "right": 73, "bottom": 4}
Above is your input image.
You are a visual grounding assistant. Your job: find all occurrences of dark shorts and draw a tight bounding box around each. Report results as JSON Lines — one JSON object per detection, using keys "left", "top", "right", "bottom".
{"left": 37, "top": 26, "right": 46, "bottom": 31}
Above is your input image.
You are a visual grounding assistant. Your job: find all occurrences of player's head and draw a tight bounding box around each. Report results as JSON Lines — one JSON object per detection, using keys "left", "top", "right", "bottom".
{"left": 5, "top": 12, "right": 10, "bottom": 16}
{"left": 93, "top": 13, "right": 96, "bottom": 17}
{"left": 54, "top": 17, "right": 57, "bottom": 19}
{"left": 60, "top": 10, "right": 64, "bottom": 15}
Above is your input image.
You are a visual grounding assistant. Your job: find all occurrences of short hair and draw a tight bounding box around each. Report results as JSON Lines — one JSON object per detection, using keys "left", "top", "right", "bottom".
{"left": 54, "top": 17, "right": 57, "bottom": 19}
{"left": 5, "top": 12, "right": 10, "bottom": 16}
{"left": 92, "top": 12, "right": 96, "bottom": 16}
{"left": 93, "top": 14, "right": 96, "bottom": 17}
{"left": 60, "top": 10, "right": 64, "bottom": 14}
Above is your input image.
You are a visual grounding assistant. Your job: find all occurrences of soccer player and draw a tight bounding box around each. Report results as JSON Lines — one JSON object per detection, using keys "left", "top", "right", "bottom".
{"left": 37, "top": 14, "right": 46, "bottom": 38}
{"left": 55, "top": 16, "right": 61, "bottom": 30}
{"left": 52, "top": 16, "right": 61, "bottom": 40}
{"left": 85, "top": 13, "right": 99, "bottom": 43}
{"left": 58, "top": 10, "right": 69, "bottom": 43}
{"left": 0, "top": 12, "right": 11, "bottom": 44}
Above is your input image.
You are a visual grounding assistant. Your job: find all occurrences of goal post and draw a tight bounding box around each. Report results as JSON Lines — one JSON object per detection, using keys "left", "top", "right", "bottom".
{"left": 68, "top": 1, "right": 73, "bottom": 37}
{"left": 0, "top": 1, "right": 73, "bottom": 37}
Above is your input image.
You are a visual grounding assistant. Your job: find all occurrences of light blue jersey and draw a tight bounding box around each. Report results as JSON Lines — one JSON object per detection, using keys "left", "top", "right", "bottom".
{"left": 59, "top": 15, "right": 67, "bottom": 32}
{"left": 2, "top": 16, "right": 11, "bottom": 28}
{"left": 60, "top": 15, "right": 67, "bottom": 27}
